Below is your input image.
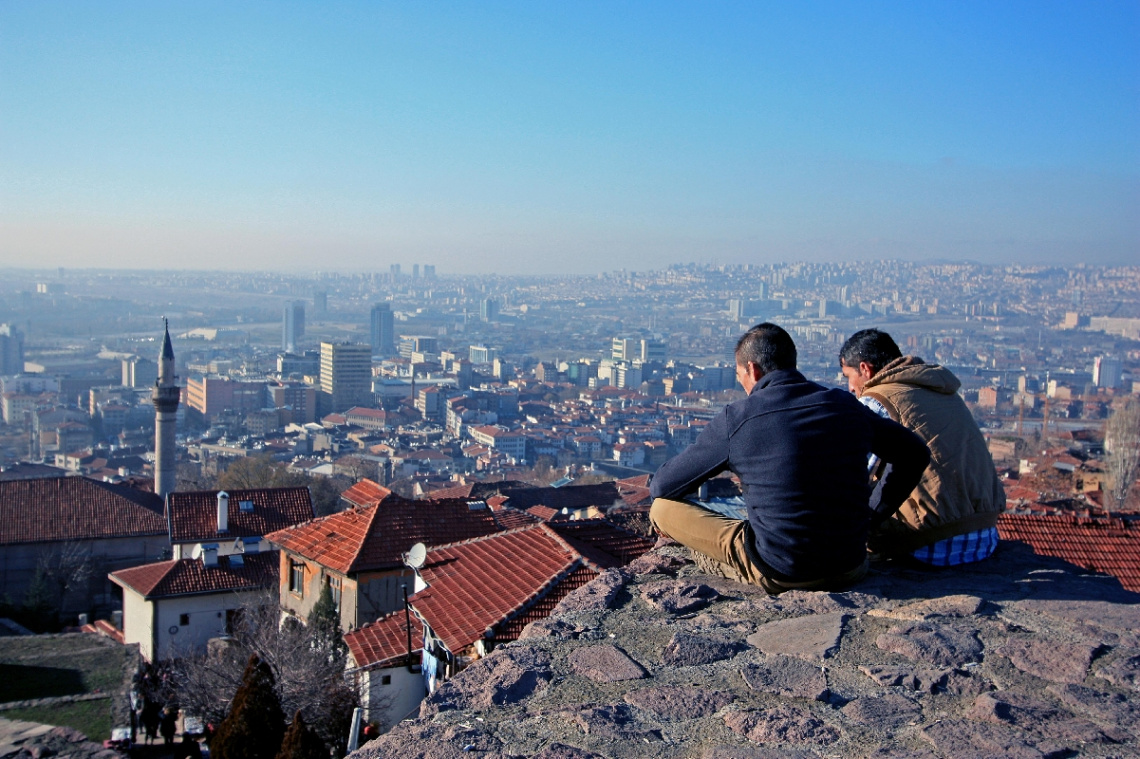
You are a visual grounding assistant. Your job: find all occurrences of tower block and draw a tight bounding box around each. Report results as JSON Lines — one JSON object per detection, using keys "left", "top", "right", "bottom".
{"left": 153, "top": 320, "right": 180, "bottom": 499}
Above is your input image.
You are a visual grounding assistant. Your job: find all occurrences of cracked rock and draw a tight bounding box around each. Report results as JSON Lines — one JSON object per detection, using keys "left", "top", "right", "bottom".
{"left": 661, "top": 631, "right": 739, "bottom": 666}
{"left": 568, "top": 645, "right": 648, "bottom": 683}
{"left": 741, "top": 657, "right": 829, "bottom": 701}
{"left": 624, "top": 685, "right": 733, "bottom": 719}
{"left": 997, "top": 638, "right": 1098, "bottom": 684}
{"left": 723, "top": 705, "right": 841, "bottom": 744}
{"left": 875, "top": 621, "right": 984, "bottom": 667}
{"left": 641, "top": 580, "right": 720, "bottom": 614}
{"left": 746, "top": 612, "right": 847, "bottom": 661}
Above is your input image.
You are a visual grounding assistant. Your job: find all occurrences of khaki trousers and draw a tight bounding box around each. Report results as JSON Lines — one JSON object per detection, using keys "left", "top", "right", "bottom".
{"left": 649, "top": 497, "right": 868, "bottom": 595}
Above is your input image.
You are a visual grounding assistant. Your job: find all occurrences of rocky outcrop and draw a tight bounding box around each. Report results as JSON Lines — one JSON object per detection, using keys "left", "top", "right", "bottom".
{"left": 0, "top": 720, "right": 123, "bottom": 759}
{"left": 352, "top": 541, "right": 1139, "bottom": 758}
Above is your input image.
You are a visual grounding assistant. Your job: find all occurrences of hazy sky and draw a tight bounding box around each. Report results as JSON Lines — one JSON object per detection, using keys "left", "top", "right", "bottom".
{"left": 2, "top": 1, "right": 1137, "bottom": 275}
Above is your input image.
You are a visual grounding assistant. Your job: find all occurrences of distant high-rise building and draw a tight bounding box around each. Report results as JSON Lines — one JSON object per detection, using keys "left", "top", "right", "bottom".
{"left": 282, "top": 301, "right": 305, "bottom": 352}
{"left": 370, "top": 303, "right": 396, "bottom": 357}
{"left": 423, "top": 265, "right": 436, "bottom": 279}
{"left": 413, "top": 264, "right": 420, "bottom": 279}
{"left": 612, "top": 337, "right": 665, "bottom": 363}
{"left": 0, "top": 323, "right": 26, "bottom": 375}
{"left": 390, "top": 264, "right": 401, "bottom": 280}
{"left": 1094, "top": 356, "right": 1123, "bottom": 389}
{"left": 122, "top": 356, "right": 158, "bottom": 388}
{"left": 313, "top": 290, "right": 328, "bottom": 315}
{"left": 320, "top": 341, "right": 373, "bottom": 413}
{"left": 480, "top": 298, "right": 499, "bottom": 323}
{"left": 399, "top": 336, "right": 439, "bottom": 359}
{"left": 153, "top": 321, "right": 179, "bottom": 499}
{"left": 468, "top": 344, "right": 498, "bottom": 364}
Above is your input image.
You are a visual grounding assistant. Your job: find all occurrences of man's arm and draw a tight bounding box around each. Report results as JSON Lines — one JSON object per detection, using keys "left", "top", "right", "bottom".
{"left": 866, "top": 412, "right": 930, "bottom": 525}
{"left": 649, "top": 409, "right": 731, "bottom": 500}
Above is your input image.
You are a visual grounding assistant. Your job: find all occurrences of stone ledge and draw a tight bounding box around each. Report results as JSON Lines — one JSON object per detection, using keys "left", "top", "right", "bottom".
{"left": 352, "top": 541, "right": 1140, "bottom": 759}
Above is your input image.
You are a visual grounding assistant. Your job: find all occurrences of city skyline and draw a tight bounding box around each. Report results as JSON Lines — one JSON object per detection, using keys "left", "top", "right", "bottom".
{"left": 2, "top": 1, "right": 1138, "bottom": 275}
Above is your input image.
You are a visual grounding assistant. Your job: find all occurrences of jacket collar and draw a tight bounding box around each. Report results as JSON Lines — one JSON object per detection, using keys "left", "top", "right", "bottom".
{"left": 750, "top": 368, "right": 806, "bottom": 394}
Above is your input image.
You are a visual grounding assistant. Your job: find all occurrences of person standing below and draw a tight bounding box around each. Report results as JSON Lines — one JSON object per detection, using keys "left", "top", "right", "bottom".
{"left": 839, "top": 328, "right": 1006, "bottom": 566}
{"left": 650, "top": 323, "right": 930, "bottom": 594}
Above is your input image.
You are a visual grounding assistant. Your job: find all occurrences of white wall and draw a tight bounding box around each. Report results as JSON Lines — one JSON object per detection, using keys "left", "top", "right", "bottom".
{"left": 360, "top": 665, "right": 426, "bottom": 731}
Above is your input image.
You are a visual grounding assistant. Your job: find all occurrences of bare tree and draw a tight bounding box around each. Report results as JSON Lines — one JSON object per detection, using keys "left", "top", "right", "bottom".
{"left": 1105, "top": 399, "right": 1140, "bottom": 511}
{"left": 172, "top": 591, "right": 359, "bottom": 756}
{"left": 36, "top": 541, "right": 94, "bottom": 612}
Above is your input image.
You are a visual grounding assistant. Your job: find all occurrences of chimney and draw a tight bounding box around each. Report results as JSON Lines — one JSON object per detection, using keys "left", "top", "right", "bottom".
{"left": 202, "top": 545, "right": 218, "bottom": 567}
{"left": 217, "top": 491, "right": 229, "bottom": 533}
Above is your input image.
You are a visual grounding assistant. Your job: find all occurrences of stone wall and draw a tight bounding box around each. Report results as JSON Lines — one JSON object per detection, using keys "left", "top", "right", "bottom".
{"left": 352, "top": 541, "right": 1139, "bottom": 758}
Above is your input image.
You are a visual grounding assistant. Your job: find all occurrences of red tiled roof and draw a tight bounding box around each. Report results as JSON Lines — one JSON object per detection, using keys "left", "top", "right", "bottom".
{"left": 109, "top": 551, "right": 279, "bottom": 599}
{"left": 410, "top": 524, "right": 595, "bottom": 653}
{"left": 493, "top": 565, "right": 596, "bottom": 640}
{"left": 344, "top": 610, "right": 424, "bottom": 670}
{"left": 92, "top": 618, "right": 124, "bottom": 643}
{"left": 341, "top": 479, "right": 394, "bottom": 508}
{"left": 525, "top": 505, "right": 562, "bottom": 521}
{"left": 265, "top": 496, "right": 504, "bottom": 574}
{"left": 491, "top": 508, "right": 540, "bottom": 531}
{"left": 547, "top": 519, "right": 655, "bottom": 569}
{"left": 425, "top": 483, "right": 476, "bottom": 500}
{"left": 0, "top": 476, "right": 165, "bottom": 545}
{"left": 997, "top": 513, "right": 1140, "bottom": 592}
{"left": 167, "top": 487, "right": 314, "bottom": 543}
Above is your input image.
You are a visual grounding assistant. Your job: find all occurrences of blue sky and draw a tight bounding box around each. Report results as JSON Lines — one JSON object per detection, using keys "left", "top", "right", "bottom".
{"left": 2, "top": 1, "right": 1137, "bottom": 275}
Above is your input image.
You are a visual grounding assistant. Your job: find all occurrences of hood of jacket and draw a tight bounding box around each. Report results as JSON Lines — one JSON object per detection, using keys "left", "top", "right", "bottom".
{"left": 863, "top": 355, "right": 961, "bottom": 396}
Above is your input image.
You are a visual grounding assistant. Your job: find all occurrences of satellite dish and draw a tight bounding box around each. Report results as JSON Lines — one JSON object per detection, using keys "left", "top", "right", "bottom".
{"left": 404, "top": 542, "right": 426, "bottom": 569}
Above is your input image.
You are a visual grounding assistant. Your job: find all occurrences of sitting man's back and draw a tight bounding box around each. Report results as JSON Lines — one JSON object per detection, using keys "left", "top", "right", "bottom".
{"left": 839, "top": 328, "right": 1006, "bottom": 565}
{"left": 650, "top": 323, "right": 929, "bottom": 594}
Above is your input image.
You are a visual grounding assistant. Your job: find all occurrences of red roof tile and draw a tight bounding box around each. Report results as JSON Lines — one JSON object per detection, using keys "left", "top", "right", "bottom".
{"left": 266, "top": 496, "right": 504, "bottom": 574}
{"left": 110, "top": 551, "right": 279, "bottom": 598}
{"left": 525, "top": 505, "right": 562, "bottom": 521}
{"left": 547, "top": 519, "right": 655, "bottom": 568}
{"left": 341, "top": 479, "right": 394, "bottom": 508}
{"left": 425, "top": 483, "right": 476, "bottom": 500}
{"left": 0, "top": 476, "right": 165, "bottom": 545}
{"left": 167, "top": 487, "right": 314, "bottom": 544}
{"left": 997, "top": 513, "right": 1140, "bottom": 592}
{"left": 490, "top": 508, "right": 540, "bottom": 531}
{"left": 410, "top": 524, "right": 595, "bottom": 653}
{"left": 344, "top": 610, "right": 424, "bottom": 670}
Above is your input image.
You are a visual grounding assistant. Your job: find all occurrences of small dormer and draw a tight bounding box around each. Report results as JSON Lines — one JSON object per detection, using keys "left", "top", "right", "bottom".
{"left": 239, "top": 499, "right": 255, "bottom": 513}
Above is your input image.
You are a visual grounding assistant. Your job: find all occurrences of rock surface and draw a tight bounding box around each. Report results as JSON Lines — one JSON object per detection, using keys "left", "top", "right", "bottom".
{"left": 0, "top": 719, "right": 123, "bottom": 759}
{"left": 352, "top": 542, "right": 1140, "bottom": 758}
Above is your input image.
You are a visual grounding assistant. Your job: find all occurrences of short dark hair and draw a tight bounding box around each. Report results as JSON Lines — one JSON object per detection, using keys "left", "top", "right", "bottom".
{"left": 735, "top": 322, "right": 797, "bottom": 374}
{"left": 839, "top": 328, "right": 902, "bottom": 373}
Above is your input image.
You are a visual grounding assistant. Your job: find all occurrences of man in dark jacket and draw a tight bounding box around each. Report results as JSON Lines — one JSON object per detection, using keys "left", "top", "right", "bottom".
{"left": 839, "top": 328, "right": 1006, "bottom": 565}
{"left": 650, "top": 323, "right": 930, "bottom": 594}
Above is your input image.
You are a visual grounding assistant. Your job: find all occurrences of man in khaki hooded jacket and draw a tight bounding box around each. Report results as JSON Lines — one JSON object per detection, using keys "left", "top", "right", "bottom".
{"left": 839, "top": 329, "right": 1005, "bottom": 565}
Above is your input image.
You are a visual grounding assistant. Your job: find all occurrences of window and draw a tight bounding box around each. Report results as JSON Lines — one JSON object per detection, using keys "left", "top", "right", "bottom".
{"left": 239, "top": 500, "right": 255, "bottom": 512}
{"left": 328, "top": 575, "right": 342, "bottom": 611}
{"left": 381, "top": 675, "right": 391, "bottom": 685}
{"left": 289, "top": 559, "right": 305, "bottom": 595}
{"left": 179, "top": 614, "right": 190, "bottom": 626}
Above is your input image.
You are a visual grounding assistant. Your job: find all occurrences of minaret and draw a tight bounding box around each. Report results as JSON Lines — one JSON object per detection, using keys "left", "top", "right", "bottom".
{"left": 153, "top": 319, "right": 180, "bottom": 499}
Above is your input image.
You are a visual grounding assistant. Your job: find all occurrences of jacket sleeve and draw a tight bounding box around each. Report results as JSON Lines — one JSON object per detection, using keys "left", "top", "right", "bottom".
{"left": 866, "top": 412, "right": 930, "bottom": 526}
{"left": 649, "top": 407, "right": 731, "bottom": 500}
